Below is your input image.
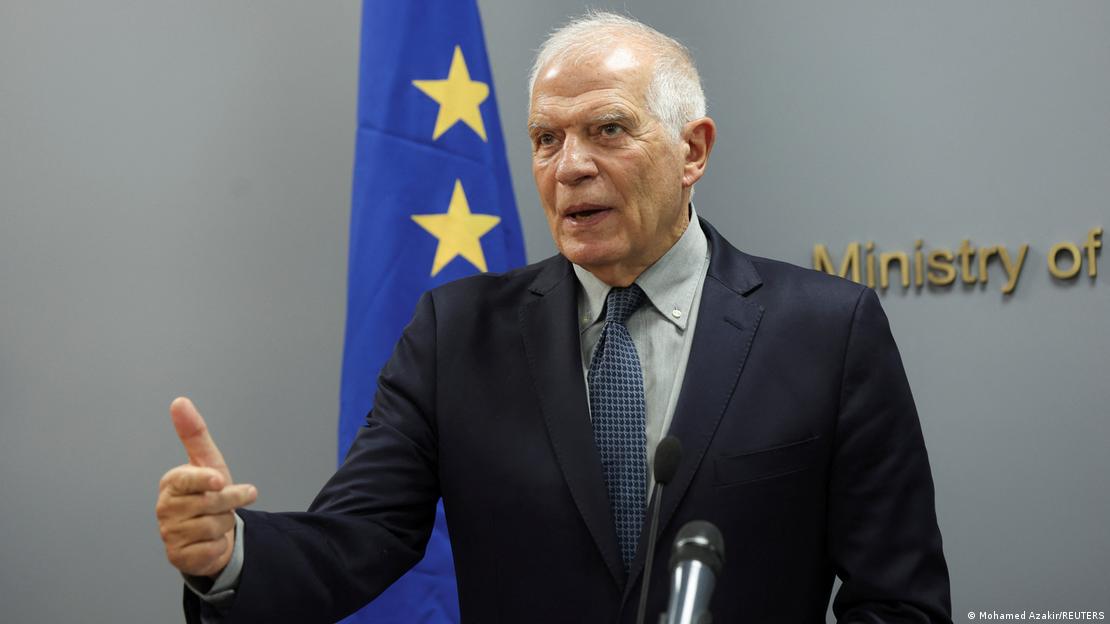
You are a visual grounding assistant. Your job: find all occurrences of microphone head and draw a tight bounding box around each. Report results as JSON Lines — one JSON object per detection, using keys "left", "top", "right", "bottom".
{"left": 669, "top": 520, "right": 725, "bottom": 575}
{"left": 653, "top": 435, "right": 683, "bottom": 485}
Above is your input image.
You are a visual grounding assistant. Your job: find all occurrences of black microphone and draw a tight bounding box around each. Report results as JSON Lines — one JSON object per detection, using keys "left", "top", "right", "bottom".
{"left": 635, "top": 435, "right": 683, "bottom": 624}
{"left": 663, "top": 520, "right": 725, "bottom": 624}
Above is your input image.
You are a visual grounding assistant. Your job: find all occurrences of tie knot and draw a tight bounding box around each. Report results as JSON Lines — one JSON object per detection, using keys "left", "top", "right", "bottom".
{"left": 604, "top": 284, "right": 646, "bottom": 325}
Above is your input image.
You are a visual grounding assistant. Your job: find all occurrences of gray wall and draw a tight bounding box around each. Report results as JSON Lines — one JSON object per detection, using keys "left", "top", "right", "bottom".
{"left": 1, "top": 1, "right": 1106, "bottom": 622}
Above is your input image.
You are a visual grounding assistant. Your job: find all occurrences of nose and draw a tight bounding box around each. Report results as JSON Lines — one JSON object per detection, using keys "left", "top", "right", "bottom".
{"left": 554, "top": 134, "right": 598, "bottom": 186}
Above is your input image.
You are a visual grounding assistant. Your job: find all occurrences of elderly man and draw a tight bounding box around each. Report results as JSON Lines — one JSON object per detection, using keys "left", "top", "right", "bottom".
{"left": 158, "top": 12, "right": 951, "bottom": 623}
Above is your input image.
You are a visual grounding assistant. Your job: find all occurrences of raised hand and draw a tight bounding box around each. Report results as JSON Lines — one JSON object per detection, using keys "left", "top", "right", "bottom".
{"left": 156, "top": 397, "right": 258, "bottom": 577}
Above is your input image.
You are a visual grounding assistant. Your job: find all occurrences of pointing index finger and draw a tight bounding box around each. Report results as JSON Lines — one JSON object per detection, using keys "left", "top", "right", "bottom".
{"left": 170, "top": 397, "right": 229, "bottom": 475}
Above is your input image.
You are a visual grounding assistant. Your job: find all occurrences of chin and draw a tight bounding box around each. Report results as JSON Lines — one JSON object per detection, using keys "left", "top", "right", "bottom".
{"left": 559, "top": 243, "right": 624, "bottom": 271}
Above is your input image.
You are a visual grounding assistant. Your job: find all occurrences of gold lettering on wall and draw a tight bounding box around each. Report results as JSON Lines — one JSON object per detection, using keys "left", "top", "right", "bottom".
{"left": 1083, "top": 226, "right": 1101, "bottom": 277}
{"left": 927, "top": 249, "right": 956, "bottom": 286}
{"left": 1048, "top": 242, "right": 1083, "bottom": 279}
{"left": 813, "top": 243, "right": 860, "bottom": 283}
{"left": 880, "top": 251, "right": 909, "bottom": 289}
{"left": 812, "top": 227, "right": 1100, "bottom": 294}
{"left": 914, "top": 240, "right": 925, "bottom": 287}
{"left": 1047, "top": 227, "right": 1102, "bottom": 280}
{"left": 997, "top": 245, "right": 1028, "bottom": 294}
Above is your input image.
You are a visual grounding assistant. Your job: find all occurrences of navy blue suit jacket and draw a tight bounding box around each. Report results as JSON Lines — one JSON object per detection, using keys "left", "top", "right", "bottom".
{"left": 186, "top": 219, "right": 951, "bottom": 623}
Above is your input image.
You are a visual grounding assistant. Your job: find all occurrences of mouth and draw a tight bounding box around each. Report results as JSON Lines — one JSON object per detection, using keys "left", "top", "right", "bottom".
{"left": 563, "top": 204, "right": 612, "bottom": 223}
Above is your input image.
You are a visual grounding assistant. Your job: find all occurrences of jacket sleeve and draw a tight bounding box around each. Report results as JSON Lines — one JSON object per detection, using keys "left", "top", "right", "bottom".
{"left": 828, "top": 287, "right": 953, "bottom": 623}
{"left": 184, "top": 292, "right": 442, "bottom": 624}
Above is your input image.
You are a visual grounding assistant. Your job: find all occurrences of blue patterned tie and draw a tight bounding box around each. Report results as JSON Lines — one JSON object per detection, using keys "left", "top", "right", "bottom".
{"left": 588, "top": 284, "right": 648, "bottom": 570}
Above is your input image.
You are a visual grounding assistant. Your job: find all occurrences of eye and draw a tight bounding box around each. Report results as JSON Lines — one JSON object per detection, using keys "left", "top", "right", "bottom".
{"left": 535, "top": 133, "right": 557, "bottom": 147}
{"left": 599, "top": 123, "right": 623, "bottom": 137}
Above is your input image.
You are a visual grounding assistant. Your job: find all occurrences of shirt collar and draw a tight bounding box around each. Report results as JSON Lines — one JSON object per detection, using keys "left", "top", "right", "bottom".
{"left": 574, "top": 204, "right": 709, "bottom": 332}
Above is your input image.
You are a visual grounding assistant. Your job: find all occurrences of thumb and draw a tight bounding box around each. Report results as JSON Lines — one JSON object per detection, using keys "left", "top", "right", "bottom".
{"left": 170, "top": 397, "right": 231, "bottom": 482}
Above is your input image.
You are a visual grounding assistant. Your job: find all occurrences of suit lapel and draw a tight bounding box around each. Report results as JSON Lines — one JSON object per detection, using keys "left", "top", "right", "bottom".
{"left": 519, "top": 258, "right": 627, "bottom": 588}
{"left": 622, "top": 219, "right": 765, "bottom": 603}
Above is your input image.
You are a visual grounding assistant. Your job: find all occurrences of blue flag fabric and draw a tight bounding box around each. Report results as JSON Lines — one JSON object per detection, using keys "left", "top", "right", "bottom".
{"left": 338, "top": 1, "right": 526, "bottom": 622}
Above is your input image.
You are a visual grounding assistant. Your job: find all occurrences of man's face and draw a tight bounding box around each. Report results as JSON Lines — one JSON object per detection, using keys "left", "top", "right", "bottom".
{"left": 528, "top": 44, "right": 690, "bottom": 285}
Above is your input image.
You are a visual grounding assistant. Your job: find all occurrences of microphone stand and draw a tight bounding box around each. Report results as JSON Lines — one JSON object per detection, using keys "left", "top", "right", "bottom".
{"left": 635, "top": 436, "right": 682, "bottom": 624}
{"left": 635, "top": 480, "right": 667, "bottom": 624}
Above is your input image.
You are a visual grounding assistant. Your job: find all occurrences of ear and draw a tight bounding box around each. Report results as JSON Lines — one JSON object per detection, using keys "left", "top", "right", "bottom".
{"left": 680, "top": 117, "right": 716, "bottom": 188}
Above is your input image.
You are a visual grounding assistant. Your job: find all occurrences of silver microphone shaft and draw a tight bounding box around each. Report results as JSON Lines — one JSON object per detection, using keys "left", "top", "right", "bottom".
{"left": 663, "top": 559, "right": 717, "bottom": 624}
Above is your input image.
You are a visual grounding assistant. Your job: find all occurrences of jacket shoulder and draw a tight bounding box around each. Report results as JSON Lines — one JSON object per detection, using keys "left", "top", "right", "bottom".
{"left": 423, "top": 255, "right": 568, "bottom": 313}
{"left": 738, "top": 253, "right": 874, "bottom": 329}
{"left": 749, "top": 254, "right": 866, "bottom": 302}
{"left": 700, "top": 217, "right": 866, "bottom": 309}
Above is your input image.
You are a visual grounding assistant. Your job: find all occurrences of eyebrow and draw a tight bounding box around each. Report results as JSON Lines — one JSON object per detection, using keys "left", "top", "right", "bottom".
{"left": 593, "top": 110, "right": 633, "bottom": 125}
{"left": 527, "top": 108, "right": 639, "bottom": 133}
{"left": 527, "top": 120, "right": 552, "bottom": 133}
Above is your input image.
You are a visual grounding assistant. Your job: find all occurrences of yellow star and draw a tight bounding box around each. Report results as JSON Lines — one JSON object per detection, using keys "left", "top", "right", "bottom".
{"left": 412, "top": 180, "right": 501, "bottom": 276}
{"left": 412, "top": 46, "right": 489, "bottom": 141}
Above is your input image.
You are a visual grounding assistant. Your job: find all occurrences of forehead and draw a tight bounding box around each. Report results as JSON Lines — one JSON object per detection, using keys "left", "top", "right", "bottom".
{"left": 529, "top": 45, "right": 653, "bottom": 122}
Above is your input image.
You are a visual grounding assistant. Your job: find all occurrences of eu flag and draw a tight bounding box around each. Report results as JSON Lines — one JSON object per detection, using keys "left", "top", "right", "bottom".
{"left": 338, "top": 1, "right": 526, "bottom": 622}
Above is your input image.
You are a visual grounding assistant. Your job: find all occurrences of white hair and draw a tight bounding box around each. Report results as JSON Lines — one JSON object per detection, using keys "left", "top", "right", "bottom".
{"left": 528, "top": 11, "right": 707, "bottom": 140}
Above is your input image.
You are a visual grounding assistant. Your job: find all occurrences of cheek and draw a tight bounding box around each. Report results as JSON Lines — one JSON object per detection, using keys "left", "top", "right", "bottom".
{"left": 614, "top": 157, "right": 660, "bottom": 203}
{"left": 532, "top": 168, "right": 556, "bottom": 210}
{"left": 544, "top": 209, "right": 561, "bottom": 242}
